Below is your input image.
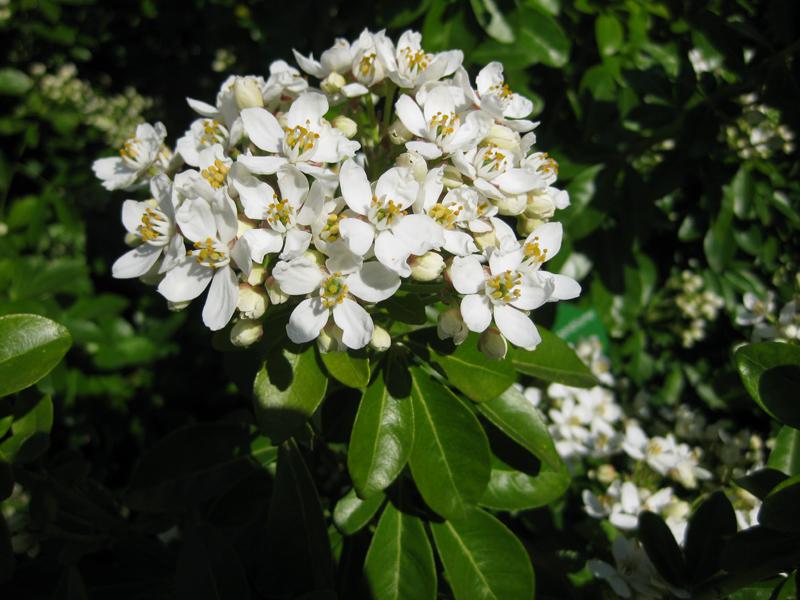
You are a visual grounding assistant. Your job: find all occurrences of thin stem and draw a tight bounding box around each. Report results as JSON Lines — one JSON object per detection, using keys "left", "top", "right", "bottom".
{"left": 380, "top": 82, "right": 397, "bottom": 140}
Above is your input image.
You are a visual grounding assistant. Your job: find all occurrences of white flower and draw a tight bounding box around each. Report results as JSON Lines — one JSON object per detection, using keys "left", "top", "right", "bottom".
{"left": 377, "top": 30, "right": 462, "bottom": 89}
{"left": 157, "top": 194, "right": 247, "bottom": 331}
{"left": 93, "top": 122, "right": 171, "bottom": 191}
{"left": 233, "top": 164, "right": 315, "bottom": 262}
{"left": 350, "top": 29, "right": 387, "bottom": 87}
{"left": 517, "top": 222, "right": 581, "bottom": 302}
{"left": 293, "top": 38, "right": 368, "bottom": 99}
{"left": 176, "top": 118, "right": 229, "bottom": 167}
{"left": 395, "top": 85, "right": 493, "bottom": 159}
{"left": 457, "top": 63, "right": 536, "bottom": 132}
{"left": 338, "top": 159, "right": 443, "bottom": 276}
{"left": 272, "top": 255, "right": 400, "bottom": 349}
{"left": 263, "top": 60, "right": 309, "bottom": 108}
{"left": 239, "top": 92, "right": 360, "bottom": 177}
{"left": 112, "top": 174, "right": 184, "bottom": 279}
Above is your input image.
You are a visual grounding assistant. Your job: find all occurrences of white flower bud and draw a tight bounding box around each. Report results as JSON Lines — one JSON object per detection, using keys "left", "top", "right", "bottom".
{"left": 395, "top": 151, "right": 427, "bottom": 181}
{"left": 478, "top": 328, "right": 507, "bottom": 360}
{"left": 441, "top": 165, "right": 463, "bottom": 189}
{"left": 303, "top": 249, "right": 327, "bottom": 268}
{"left": 595, "top": 464, "right": 618, "bottom": 485}
{"left": 317, "top": 324, "right": 345, "bottom": 353}
{"left": 524, "top": 190, "right": 556, "bottom": 220}
{"left": 484, "top": 124, "right": 520, "bottom": 150}
{"left": 332, "top": 115, "right": 357, "bottom": 139}
{"left": 320, "top": 72, "right": 347, "bottom": 94}
{"left": 247, "top": 264, "right": 266, "bottom": 286}
{"left": 168, "top": 300, "right": 191, "bottom": 312}
{"left": 265, "top": 277, "right": 289, "bottom": 305}
{"left": 494, "top": 194, "right": 527, "bottom": 216}
{"left": 388, "top": 120, "right": 413, "bottom": 144}
{"left": 517, "top": 216, "right": 543, "bottom": 237}
{"left": 472, "top": 229, "right": 497, "bottom": 251}
{"left": 0, "top": 222, "right": 7, "bottom": 236}
{"left": 237, "top": 283, "right": 269, "bottom": 319}
{"left": 124, "top": 232, "right": 139, "bottom": 247}
{"left": 410, "top": 252, "right": 445, "bottom": 282}
{"left": 234, "top": 76, "right": 264, "bottom": 109}
{"left": 437, "top": 307, "right": 468, "bottom": 345}
{"left": 230, "top": 318, "right": 263, "bottom": 347}
{"left": 370, "top": 325, "right": 391, "bottom": 352}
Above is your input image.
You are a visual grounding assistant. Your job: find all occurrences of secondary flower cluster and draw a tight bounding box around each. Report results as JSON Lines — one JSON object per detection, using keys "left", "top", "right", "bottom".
{"left": 93, "top": 29, "right": 578, "bottom": 353}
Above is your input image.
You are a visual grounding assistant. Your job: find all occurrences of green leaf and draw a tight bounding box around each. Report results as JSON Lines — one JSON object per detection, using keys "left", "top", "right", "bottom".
{"left": 735, "top": 468, "right": 789, "bottom": 500}
{"left": 125, "top": 424, "right": 275, "bottom": 512}
{"left": 0, "top": 395, "right": 53, "bottom": 463}
{"left": 595, "top": 14, "right": 624, "bottom": 56}
{"left": 735, "top": 342, "right": 800, "bottom": 421}
{"left": 0, "top": 314, "right": 72, "bottom": 397}
{"left": 430, "top": 333, "right": 516, "bottom": 402}
{"left": 431, "top": 506, "right": 535, "bottom": 600}
{"left": 0, "top": 69, "right": 32, "bottom": 96}
{"left": 348, "top": 372, "right": 414, "bottom": 498}
{"left": 759, "top": 366, "right": 800, "bottom": 429}
{"left": 253, "top": 345, "right": 328, "bottom": 444}
{"left": 479, "top": 460, "right": 569, "bottom": 510}
{"left": 320, "top": 350, "right": 370, "bottom": 388}
{"left": 364, "top": 503, "right": 437, "bottom": 600}
{"left": 512, "top": 327, "right": 598, "bottom": 388}
{"left": 477, "top": 384, "right": 561, "bottom": 467}
{"left": 408, "top": 367, "right": 490, "bottom": 519}
{"left": 260, "top": 440, "right": 334, "bottom": 597}
{"left": 768, "top": 427, "right": 800, "bottom": 476}
{"left": 175, "top": 524, "right": 251, "bottom": 600}
{"left": 638, "top": 511, "right": 687, "bottom": 588}
{"left": 333, "top": 487, "right": 384, "bottom": 536}
{"left": 470, "top": 0, "right": 515, "bottom": 43}
{"left": 758, "top": 478, "right": 800, "bottom": 532}
{"left": 517, "top": 6, "right": 570, "bottom": 67}
{"left": 683, "top": 491, "right": 737, "bottom": 584}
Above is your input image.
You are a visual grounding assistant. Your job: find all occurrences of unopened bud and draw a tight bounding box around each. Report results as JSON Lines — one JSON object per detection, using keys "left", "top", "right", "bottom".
{"left": 595, "top": 464, "right": 618, "bottom": 485}
{"left": 441, "top": 165, "right": 463, "bottom": 189}
{"left": 494, "top": 194, "right": 527, "bottom": 216}
{"left": 230, "top": 318, "right": 263, "bottom": 347}
{"left": 524, "top": 190, "right": 556, "bottom": 220}
{"left": 168, "top": 300, "right": 191, "bottom": 312}
{"left": 517, "top": 216, "right": 543, "bottom": 237}
{"left": 437, "top": 307, "right": 469, "bottom": 345}
{"left": 317, "top": 323, "right": 345, "bottom": 353}
{"left": 478, "top": 328, "right": 507, "bottom": 360}
{"left": 472, "top": 229, "right": 497, "bottom": 251}
{"left": 247, "top": 264, "right": 266, "bottom": 286}
{"left": 388, "top": 120, "right": 413, "bottom": 144}
{"left": 320, "top": 72, "right": 347, "bottom": 94}
{"left": 370, "top": 325, "right": 391, "bottom": 352}
{"left": 265, "top": 277, "right": 289, "bottom": 305}
{"left": 484, "top": 124, "right": 519, "bottom": 150}
{"left": 410, "top": 252, "right": 445, "bottom": 282}
{"left": 333, "top": 115, "right": 357, "bottom": 139}
{"left": 303, "top": 249, "right": 327, "bottom": 268}
{"left": 237, "top": 284, "right": 269, "bottom": 319}
{"left": 395, "top": 152, "right": 427, "bottom": 181}
{"left": 234, "top": 77, "right": 264, "bottom": 109}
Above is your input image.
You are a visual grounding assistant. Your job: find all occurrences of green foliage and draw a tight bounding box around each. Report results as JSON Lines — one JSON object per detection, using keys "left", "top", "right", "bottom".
{"left": 0, "top": 314, "right": 71, "bottom": 397}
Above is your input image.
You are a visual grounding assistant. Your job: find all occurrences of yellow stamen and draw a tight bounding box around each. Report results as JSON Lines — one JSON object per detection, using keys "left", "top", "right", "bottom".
{"left": 201, "top": 159, "right": 230, "bottom": 189}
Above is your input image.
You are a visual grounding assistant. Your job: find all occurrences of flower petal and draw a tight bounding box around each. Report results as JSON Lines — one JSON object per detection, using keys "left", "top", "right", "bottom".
{"left": 493, "top": 304, "right": 541, "bottom": 350}
{"left": 287, "top": 91, "right": 328, "bottom": 126}
{"left": 461, "top": 294, "right": 492, "bottom": 332}
{"left": 176, "top": 198, "right": 217, "bottom": 243}
{"left": 202, "top": 266, "right": 238, "bottom": 331}
{"left": 157, "top": 258, "right": 213, "bottom": 302}
{"left": 489, "top": 247, "right": 523, "bottom": 276}
{"left": 347, "top": 261, "right": 401, "bottom": 303}
{"left": 333, "top": 298, "right": 373, "bottom": 349}
{"left": 111, "top": 244, "right": 162, "bottom": 279}
{"left": 277, "top": 165, "right": 309, "bottom": 208}
{"left": 525, "top": 221, "right": 563, "bottom": 262}
{"left": 241, "top": 107, "right": 283, "bottom": 152}
{"left": 121, "top": 200, "right": 147, "bottom": 234}
{"left": 272, "top": 256, "right": 324, "bottom": 295}
{"left": 280, "top": 228, "right": 312, "bottom": 260}
{"left": 287, "top": 297, "right": 329, "bottom": 344}
{"left": 339, "top": 217, "right": 375, "bottom": 256}
{"left": 394, "top": 94, "right": 427, "bottom": 136}
{"left": 237, "top": 154, "right": 288, "bottom": 175}
{"left": 449, "top": 255, "right": 485, "bottom": 294}
{"left": 374, "top": 230, "right": 412, "bottom": 277}
{"left": 405, "top": 141, "right": 442, "bottom": 160}
{"left": 392, "top": 214, "right": 444, "bottom": 255}
{"left": 339, "top": 159, "right": 372, "bottom": 215}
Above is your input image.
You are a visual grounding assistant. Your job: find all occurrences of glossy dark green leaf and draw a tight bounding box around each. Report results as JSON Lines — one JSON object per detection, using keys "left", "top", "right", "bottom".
{"left": 320, "top": 350, "right": 370, "bottom": 388}
{"left": 736, "top": 468, "right": 789, "bottom": 500}
{"left": 348, "top": 372, "right": 414, "bottom": 498}
{"left": 517, "top": 6, "right": 570, "bottom": 67}
{"left": 595, "top": 14, "right": 623, "bottom": 56}
{"left": 760, "top": 365, "right": 800, "bottom": 428}
{"left": 512, "top": 328, "right": 598, "bottom": 388}
{"left": 721, "top": 526, "right": 800, "bottom": 573}
{"left": 0, "top": 314, "right": 72, "bottom": 397}
{"left": 638, "top": 511, "right": 687, "bottom": 588}
{"left": 261, "top": 440, "right": 334, "bottom": 597}
{"left": 470, "top": 0, "right": 514, "bottom": 43}
{"left": 430, "top": 333, "right": 516, "bottom": 402}
{"left": 333, "top": 488, "right": 384, "bottom": 536}
{"left": 176, "top": 524, "right": 251, "bottom": 600}
{"left": 479, "top": 460, "right": 569, "bottom": 511}
{"left": 768, "top": 426, "right": 800, "bottom": 476}
{"left": 126, "top": 423, "right": 274, "bottom": 512}
{"left": 735, "top": 342, "right": 800, "bottom": 420}
{"left": 477, "top": 385, "right": 561, "bottom": 468}
{"left": 253, "top": 345, "right": 328, "bottom": 444}
{"left": 683, "top": 491, "right": 737, "bottom": 584}
{"left": 431, "top": 506, "right": 535, "bottom": 600}
{"left": 408, "top": 367, "right": 490, "bottom": 519}
{"left": 758, "top": 478, "right": 800, "bottom": 533}
{"left": 364, "top": 503, "right": 437, "bottom": 600}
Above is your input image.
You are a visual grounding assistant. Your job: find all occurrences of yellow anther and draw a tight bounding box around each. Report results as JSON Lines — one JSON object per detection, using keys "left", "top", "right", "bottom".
{"left": 400, "top": 46, "right": 430, "bottom": 72}
{"left": 428, "top": 203, "right": 462, "bottom": 229}
{"left": 119, "top": 139, "right": 140, "bottom": 161}
{"left": 537, "top": 153, "right": 559, "bottom": 176}
{"left": 523, "top": 236, "right": 548, "bottom": 264}
{"left": 201, "top": 159, "right": 230, "bottom": 189}
{"left": 200, "top": 119, "right": 225, "bottom": 145}
{"left": 359, "top": 52, "right": 376, "bottom": 76}
{"left": 371, "top": 196, "right": 406, "bottom": 226}
{"left": 320, "top": 213, "right": 340, "bottom": 241}
{"left": 284, "top": 122, "right": 320, "bottom": 155}
{"left": 430, "top": 112, "right": 458, "bottom": 139}
{"left": 490, "top": 82, "right": 513, "bottom": 99}
{"left": 266, "top": 196, "right": 294, "bottom": 228}
{"left": 138, "top": 207, "right": 167, "bottom": 241}
{"left": 486, "top": 270, "right": 522, "bottom": 303}
{"left": 193, "top": 237, "right": 227, "bottom": 266}
{"left": 320, "top": 272, "right": 348, "bottom": 308}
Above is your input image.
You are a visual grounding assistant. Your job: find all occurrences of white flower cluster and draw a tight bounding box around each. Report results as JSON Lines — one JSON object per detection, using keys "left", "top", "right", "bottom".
{"left": 93, "top": 29, "right": 579, "bottom": 353}
{"left": 725, "top": 94, "right": 795, "bottom": 160}
{"left": 736, "top": 291, "right": 800, "bottom": 342}
{"left": 673, "top": 270, "right": 724, "bottom": 348}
